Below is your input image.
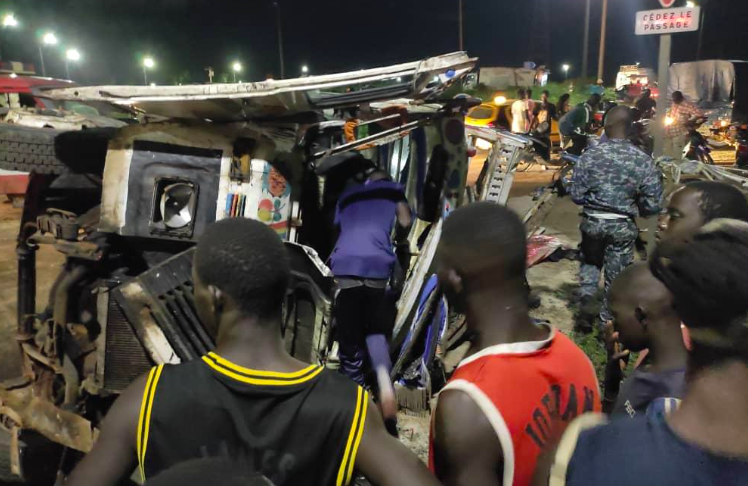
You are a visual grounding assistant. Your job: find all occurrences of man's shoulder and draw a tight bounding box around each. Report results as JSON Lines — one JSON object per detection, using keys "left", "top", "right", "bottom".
{"left": 628, "top": 368, "right": 686, "bottom": 397}
{"left": 570, "top": 416, "right": 651, "bottom": 459}
{"left": 339, "top": 180, "right": 405, "bottom": 203}
{"left": 316, "top": 368, "right": 365, "bottom": 401}
{"left": 550, "top": 331, "right": 598, "bottom": 380}
{"left": 593, "top": 140, "right": 652, "bottom": 161}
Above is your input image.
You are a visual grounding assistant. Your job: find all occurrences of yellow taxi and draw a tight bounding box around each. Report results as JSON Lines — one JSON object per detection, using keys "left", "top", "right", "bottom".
{"left": 466, "top": 95, "right": 560, "bottom": 149}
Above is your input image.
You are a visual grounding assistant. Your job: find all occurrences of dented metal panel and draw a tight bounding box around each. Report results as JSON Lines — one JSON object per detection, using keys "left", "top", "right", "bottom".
{"left": 42, "top": 52, "right": 477, "bottom": 122}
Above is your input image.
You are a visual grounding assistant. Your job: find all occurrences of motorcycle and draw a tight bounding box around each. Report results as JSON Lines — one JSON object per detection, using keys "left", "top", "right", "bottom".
{"left": 632, "top": 118, "right": 654, "bottom": 155}
{"left": 683, "top": 117, "right": 714, "bottom": 165}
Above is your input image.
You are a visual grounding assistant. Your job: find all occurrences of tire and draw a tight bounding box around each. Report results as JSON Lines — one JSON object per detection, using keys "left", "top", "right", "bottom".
{"left": 0, "top": 125, "right": 66, "bottom": 175}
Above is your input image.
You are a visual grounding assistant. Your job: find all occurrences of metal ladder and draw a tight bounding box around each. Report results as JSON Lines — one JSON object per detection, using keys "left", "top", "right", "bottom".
{"left": 480, "top": 137, "right": 527, "bottom": 205}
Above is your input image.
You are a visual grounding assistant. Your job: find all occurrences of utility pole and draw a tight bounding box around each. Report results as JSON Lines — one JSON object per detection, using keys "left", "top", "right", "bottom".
{"left": 653, "top": 34, "right": 671, "bottom": 157}
{"left": 596, "top": 0, "right": 608, "bottom": 82}
{"left": 696, "top": 3, "right": 706, "bottom": 60}
{"left": 582, "top": 0, "right": 591, "bottom": 79}
{"left": 273, "top": 2, "right": 285, "bottom": 79}
{"left": 458, "top": 0, "right": 464, "bottom": 51}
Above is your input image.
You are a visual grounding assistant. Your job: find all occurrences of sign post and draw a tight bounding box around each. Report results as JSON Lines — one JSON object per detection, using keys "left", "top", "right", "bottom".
{"left": 654, "top": 35, "right": 671, "bottom": 158}
{"left": 635, "top": 4, "right": 701, "bottom": 157}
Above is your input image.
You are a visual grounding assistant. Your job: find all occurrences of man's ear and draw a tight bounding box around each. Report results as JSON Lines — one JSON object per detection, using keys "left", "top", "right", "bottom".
{"left": 635, "top": 306, "right": 647, "bottom": 328}
{"left": 681, "top": 323, "right": 693, "bottom": 351}
{"left": 209, "top": 285, "right": 224, "bottom": 315}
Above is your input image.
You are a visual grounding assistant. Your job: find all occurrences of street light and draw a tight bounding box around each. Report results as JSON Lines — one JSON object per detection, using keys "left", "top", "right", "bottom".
{"left": 65, "top": 48, "right": 81, "bottom": 80}
{"left": 38, "top": 32, "right": 58, "bottom": 77}
{"left": 142, "top": 57, "right": 155, "bottom": 85}
{"left": 232, "top": 61, "right": 242, "bottom": 82}
{"left": 562, "top": 63, "right": 570, "bottom": 81}
{"left": 2, "top": 14, "right": 18, "bottom": 28}
{"left": 301, "top": 64, "right": 309, "bottom": 76}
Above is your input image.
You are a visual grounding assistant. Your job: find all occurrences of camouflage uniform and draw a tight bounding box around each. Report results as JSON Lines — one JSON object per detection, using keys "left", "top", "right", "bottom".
{"left": 571, "top": 139, "right": 663, "bottom": 326}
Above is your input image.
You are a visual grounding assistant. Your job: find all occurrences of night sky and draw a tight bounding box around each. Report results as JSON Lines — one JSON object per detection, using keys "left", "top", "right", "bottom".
{"left": 1, "top": 0, "right": 746, "bottom": 86}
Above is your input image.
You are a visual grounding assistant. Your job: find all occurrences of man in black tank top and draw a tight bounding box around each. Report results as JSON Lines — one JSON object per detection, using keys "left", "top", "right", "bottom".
{"left": 67, "top": 218, "right": 438, "bottom": 486}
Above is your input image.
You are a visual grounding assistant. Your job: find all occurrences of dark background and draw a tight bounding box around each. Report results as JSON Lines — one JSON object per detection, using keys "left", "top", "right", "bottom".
{"left": 0, "top": 0, "right": 745, "bottom": 85}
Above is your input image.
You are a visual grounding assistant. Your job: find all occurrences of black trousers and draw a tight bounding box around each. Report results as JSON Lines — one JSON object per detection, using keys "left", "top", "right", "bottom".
{"left": 335, "top": 286, "right": 390, "bottom": 386}
{"left": 567, "top": 134, "right": 588, "bottom": 155}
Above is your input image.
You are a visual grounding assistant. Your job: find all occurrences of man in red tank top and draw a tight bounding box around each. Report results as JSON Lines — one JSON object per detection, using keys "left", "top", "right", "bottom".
{"left": 429, "top": 203, "right": 600, "bottom": 486}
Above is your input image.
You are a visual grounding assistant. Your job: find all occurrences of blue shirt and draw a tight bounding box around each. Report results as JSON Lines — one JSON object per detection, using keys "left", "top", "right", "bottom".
{"left": 571, "top": 139, "right": 663, "bottom": 218}
{"left": 330, "top": 180, "right": 407, "bottom": 279}
{"left": 566, "top": 416, "right": 748, "bottom": 486}
{"left": 612, "top": 368, "right": 686, "bottom": 419}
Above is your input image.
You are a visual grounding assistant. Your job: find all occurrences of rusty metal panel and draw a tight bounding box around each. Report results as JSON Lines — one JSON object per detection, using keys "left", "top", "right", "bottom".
{"left": 0, "top": 386, "right": 95, "bottom": 453}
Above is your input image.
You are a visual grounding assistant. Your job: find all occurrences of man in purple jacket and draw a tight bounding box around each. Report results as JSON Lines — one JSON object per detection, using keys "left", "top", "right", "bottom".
{"left": 331, "top": 170, "right": 412, "bottom": 421}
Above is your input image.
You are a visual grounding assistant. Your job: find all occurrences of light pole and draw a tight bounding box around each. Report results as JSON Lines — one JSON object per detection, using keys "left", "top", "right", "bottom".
{"left": 232, "top": 61, "right": 242, "bottom": 83}
{"left": 563, "top": 63, "right": 570, "bottom": 81}
{"left": 65, "top": 48, "right": 80, "bottom": 80}
{"left": 301, "top": 64, "right": 309, "bottom": 76}
{"left": 458, "top": 0, "right": 464, "bottom": 51}
{"left": 0, "top": 13, "right": 19, "bottom": 60}
{"left": 272, "top": 2, "right": 285, "bottom": 79}
{"left": 596, "top": 0, "right": 609, "bottom": 83}
{"left": 691, "top": 1, "right": 706, "bottom": 60}
{"left": 142, "top": 57, "right": 155, "bottom": 86}
{"left": 581, "top": 0, "right": 590, "bottom": 79}
{"left": 38, "top": 32, "right": 58, "bottom": 77}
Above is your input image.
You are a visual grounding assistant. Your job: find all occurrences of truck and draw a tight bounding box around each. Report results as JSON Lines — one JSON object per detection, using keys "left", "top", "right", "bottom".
{"left": 0, "top": 52, "right": 477, "bottom": 483}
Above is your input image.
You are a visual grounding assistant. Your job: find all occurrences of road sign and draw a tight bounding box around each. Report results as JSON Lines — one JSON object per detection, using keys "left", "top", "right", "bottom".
{"left": 659, "top": 0, "right": 675, "bottom": 7}
{"left": 636, "top": 7, "right": 701, "bottom": 35}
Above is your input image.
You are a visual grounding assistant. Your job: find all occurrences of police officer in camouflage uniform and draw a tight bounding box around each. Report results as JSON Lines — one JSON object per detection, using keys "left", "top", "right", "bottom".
{"left": 571, "top": 106, "right": 663, "bottom": 330}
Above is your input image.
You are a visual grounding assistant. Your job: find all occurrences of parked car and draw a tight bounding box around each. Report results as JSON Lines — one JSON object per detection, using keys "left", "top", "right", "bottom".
{"left": 0, "top": 52, "right": 477, "bottom": 482}
{"left": 466, "top": 98, "right": 561, "bottom": 151}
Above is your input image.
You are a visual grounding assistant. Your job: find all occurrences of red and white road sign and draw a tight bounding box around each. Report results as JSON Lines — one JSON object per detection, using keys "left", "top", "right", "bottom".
{"left": 659, "top": 0, "right": 676, "bottom": 7}
{"left": 636, "top": 6, "right": 700, "bottom": 35}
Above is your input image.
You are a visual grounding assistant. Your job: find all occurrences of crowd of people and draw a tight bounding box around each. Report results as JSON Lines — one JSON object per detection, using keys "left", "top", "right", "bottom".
{"left": 61, "top": 90, "right": 748, "bottom": 486}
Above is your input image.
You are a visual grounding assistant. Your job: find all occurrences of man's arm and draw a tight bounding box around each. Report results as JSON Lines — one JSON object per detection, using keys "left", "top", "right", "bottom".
{"left": 66, "top": 373, "right": 148, "bottom": 486}
{"left": 396, "top": 201, "right": 412, "bottom": 230}
{"left": 636, "top": 159, "right": 663, "bottom": 217}
{"left": 569, "top": 155, "right": 589, "bottom": 206}
{"left": 432, "top": 390, "right": 502, "bottom": 486}
{"left": 355, "top": 398, "right": 439, "bottom": 486}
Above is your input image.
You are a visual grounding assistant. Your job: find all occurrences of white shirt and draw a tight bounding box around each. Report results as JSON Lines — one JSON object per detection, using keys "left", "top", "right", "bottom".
{"left": 511, "top": 100, "right": 528, "bottom": 133}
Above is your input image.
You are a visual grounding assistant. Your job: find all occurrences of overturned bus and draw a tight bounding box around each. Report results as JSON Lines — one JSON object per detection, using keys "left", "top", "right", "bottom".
{"left": 0, "top": 52, "right": 477, "bottom": 481}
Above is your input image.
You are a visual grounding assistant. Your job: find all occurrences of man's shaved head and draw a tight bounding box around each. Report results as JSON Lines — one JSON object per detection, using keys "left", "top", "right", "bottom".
{"left": 611, "top": 262, "right": 672, "bottom": 309}
{"left": 610, "top": 262, "right": 677, "bottom": 351}
{"left": 438, "top": 202, "right": 527, "bottom": 281}
{"left": 437, "top": 203, "right": 527, "bottom": 313}
{"left": 604, "top": 106, "right": 633, "bottom": 139}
